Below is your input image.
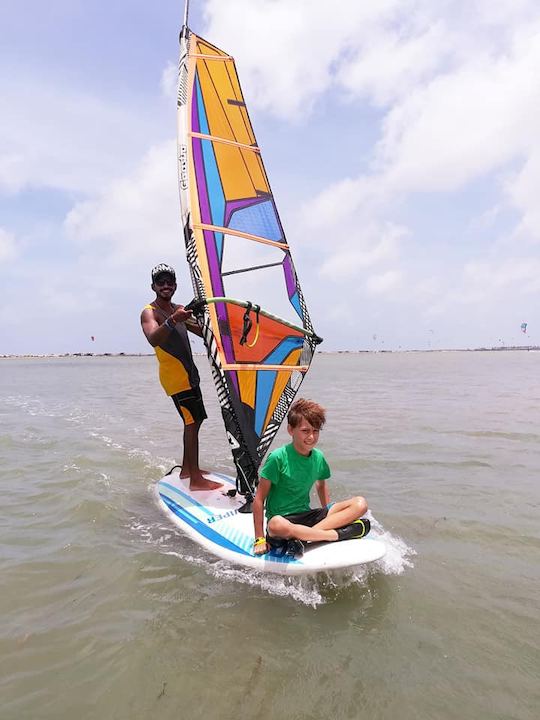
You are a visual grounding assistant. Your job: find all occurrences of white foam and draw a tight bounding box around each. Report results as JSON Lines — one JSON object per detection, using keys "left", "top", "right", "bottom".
{"left": 133, "top": 505, "right": 416, "bottom": 607}
{"left": 367, "top": 512, "right": 416, "bottom": 576}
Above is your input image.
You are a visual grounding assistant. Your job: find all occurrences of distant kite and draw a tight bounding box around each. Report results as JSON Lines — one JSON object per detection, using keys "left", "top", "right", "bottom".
{"left": 520, "top": 323, "right": 527, "bottom": 334}
{"left": 91, "top": 336, "right": 95, "bottom": 341}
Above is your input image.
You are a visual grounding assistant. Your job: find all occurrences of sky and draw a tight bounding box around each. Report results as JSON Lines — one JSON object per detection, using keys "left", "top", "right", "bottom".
{"left": 1, "top": 0, "right": 539, "bottom": 354}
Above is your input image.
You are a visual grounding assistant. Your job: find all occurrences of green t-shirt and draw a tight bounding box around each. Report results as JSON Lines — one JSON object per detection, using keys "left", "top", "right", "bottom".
{"left": 260, "top": 443, "right": 331, "bottom": 520}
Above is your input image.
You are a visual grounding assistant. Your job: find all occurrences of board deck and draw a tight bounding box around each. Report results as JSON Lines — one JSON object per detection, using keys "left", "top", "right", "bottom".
{"left": 156, "top": 471, "right": 386, "bottom": 576}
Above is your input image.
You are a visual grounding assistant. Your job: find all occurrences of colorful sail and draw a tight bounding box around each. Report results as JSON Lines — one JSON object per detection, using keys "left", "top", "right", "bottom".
{"left": 177, "top": 17, "right": 321, "bottom": 503}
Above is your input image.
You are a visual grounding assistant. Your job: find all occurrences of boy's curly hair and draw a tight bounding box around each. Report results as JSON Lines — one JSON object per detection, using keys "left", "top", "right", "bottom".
{"left": 287, "top": 398, "right": 326, "bottom": 430}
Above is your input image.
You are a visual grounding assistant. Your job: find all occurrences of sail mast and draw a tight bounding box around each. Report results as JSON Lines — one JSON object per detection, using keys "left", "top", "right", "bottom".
{"left": 183, "top": 0, "right": 190, "bottom": 30}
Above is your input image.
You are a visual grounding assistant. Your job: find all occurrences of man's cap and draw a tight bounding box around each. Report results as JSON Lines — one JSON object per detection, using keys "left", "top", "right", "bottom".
{"left": 151, "top": 263, "right": 176, "bottom": 282}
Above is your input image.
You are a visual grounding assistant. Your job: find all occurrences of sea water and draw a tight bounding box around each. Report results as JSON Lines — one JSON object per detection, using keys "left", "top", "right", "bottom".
{"left": 1, "top": 352, "right": 538, "bottom": 720}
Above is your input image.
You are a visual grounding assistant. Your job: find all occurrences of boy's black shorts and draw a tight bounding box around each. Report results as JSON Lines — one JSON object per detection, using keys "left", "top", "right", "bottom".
{"left": 282, "top": 507, "right": 329, "bottom": 527}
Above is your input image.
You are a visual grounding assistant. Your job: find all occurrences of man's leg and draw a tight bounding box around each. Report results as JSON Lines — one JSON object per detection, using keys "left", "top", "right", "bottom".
{"left": 181, "top": 422, "right": 222, "bottom": 491}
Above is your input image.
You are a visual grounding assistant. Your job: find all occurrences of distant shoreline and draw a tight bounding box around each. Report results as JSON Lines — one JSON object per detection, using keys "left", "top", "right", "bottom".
{"left": 1, "top": 346, "right": 538, "bottom": 359}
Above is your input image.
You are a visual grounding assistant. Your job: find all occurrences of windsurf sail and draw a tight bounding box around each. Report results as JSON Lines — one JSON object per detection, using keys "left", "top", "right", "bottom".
{"left": 176, "top": 8, "right": 322, "bottom": 507}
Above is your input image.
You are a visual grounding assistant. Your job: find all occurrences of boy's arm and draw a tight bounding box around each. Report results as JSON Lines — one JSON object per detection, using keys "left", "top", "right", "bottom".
{"left": 253, "top": 477, "right": 271, "bottom": 555}
{"left": 315, "top": 479, "right": 330, "bottom": 507}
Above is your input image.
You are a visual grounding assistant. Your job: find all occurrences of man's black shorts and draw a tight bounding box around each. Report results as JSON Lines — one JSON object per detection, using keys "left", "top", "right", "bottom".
{"left": 282, "top": 507, "right": 329, "bottom": 527}
{"left": 171, "top": 386, "right": 207, "bottom": 426}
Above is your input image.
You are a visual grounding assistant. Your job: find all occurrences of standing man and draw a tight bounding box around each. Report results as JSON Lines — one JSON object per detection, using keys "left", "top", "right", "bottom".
{"left": 141, "top": 263, "right": 222, "bottom": 491}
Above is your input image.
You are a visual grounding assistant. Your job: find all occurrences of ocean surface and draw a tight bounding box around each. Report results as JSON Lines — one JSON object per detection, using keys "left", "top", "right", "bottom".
{"left": 1, "top": 352, "right": 538, "bottom": 720}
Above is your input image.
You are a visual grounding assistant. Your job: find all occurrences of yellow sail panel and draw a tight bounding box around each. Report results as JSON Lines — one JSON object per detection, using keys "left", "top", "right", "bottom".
{"left": 237, "top": 368, "right": 257, "bottom": 409}
{"left": 194, "top": 36, "right": 228, "bottom": 58}
{"left": 194, "top": 48, "right": 256, "bottom": 147}
{"left": 212, "top": 143, "right": 268, "bottom": 199}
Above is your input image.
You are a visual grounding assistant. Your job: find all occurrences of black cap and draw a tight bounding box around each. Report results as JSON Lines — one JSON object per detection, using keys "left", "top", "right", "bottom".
{"left": 151, "top": 263, "right": 176, "bottom": 282}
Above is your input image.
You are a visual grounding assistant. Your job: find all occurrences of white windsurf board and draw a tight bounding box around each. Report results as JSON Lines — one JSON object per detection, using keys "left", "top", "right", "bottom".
{"left": 156, "top": 470, "right": 386, "bottom": 576}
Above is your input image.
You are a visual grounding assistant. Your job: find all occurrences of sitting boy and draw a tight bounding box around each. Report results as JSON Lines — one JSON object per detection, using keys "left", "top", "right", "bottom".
{"left": 252, "top": 398, "right": 370, "bottom": 556}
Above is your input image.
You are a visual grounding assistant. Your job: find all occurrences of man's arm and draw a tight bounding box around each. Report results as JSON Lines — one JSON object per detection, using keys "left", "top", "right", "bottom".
{"left": 252, "top": 477, "right": 272, "bottom": 555}
{"left": 140, "top": 306, "right": 194, "bottom": 347}
{"left": 315, "top": 479, "right": 330, "bottom": 507}
{"left": 185, "top": 317, "right": 203, "bottom": 338}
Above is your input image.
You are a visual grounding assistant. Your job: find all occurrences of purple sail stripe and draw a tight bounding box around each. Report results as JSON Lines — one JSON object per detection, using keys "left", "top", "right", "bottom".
{"left": 224, "top": 197, "right": 268, "bottom": 227}
{"left": 203, "top": 229, "right": 224, "bottom": 296}
{"left": 190, "top": 75, "right": 231, "bottom": 364}
{"left": 225, "top": 368, "right": 239, "bottom": 396}
{"left": 216, "top": 301, "right": 235, "bottom": 364}
{"left": 283, "top": 254, "right": 297, "bottom": 299}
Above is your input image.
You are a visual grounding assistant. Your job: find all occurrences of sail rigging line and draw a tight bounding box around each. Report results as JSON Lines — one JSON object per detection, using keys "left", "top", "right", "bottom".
{"left": 239, "top": 302, "right": 260, "bottom": 347}
{"left": 246, "top": 322, "right": 260, "bottom": 348}
{"left": 222, "top": 261, "right": 283, "bottom": 277}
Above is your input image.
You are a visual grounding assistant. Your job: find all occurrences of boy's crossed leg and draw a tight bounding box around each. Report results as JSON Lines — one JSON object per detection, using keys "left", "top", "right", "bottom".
{"left": 267, "top": 496, "right": 368, "bottom": 543}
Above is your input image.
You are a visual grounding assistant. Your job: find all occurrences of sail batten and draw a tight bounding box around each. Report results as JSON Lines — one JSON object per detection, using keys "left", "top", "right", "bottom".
{"left": 223, "top": 364, "right": 310, "bottom": 372}
{"left": 194, "top": 223, "right": 289, "bottom": 249}
{"left": 191, "top": 53, "right": 234, "bottom": 61}
{"left": 190, "top": 131, "right": 260, "bottom": 152}
{"left": 177, "top": 27, "right": 321, "bottom": 498}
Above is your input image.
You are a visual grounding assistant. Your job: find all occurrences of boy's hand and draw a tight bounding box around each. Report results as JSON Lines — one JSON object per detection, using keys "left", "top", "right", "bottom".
{"left": 253, "top": 538, "right": 268, "bottom": 555}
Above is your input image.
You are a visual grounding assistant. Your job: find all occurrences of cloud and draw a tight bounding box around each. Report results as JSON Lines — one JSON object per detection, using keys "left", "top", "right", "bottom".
{"left": 505, "top": 144, "right": 540, "bottom": 243}
{"left": 318, "top": 222, "right": 405, "bottom": 280}
{"left": 64, "top": 140, "right": 181, "bottom": 271}
{"left": 203, "top": 0, "right": 405, "bottom": 118}
{"left": 4, "top": 0, "right": 540, "bottom": 354}
{"left": 275, "top": 2, "right": 540, "bottom": 339}
{"left": 463, "top": 257, "right": 540, "bottom": 294}
{"left": 160, "top": 61, "right": 177, "bottom": 100}
{"left": 365, "top": 269, "right": 403, "bottom": 296}
{"left": 426, "top": 255, "right": 540, "bottom": 323}
{"left": 0, "top": 228, "right": 17, "bottom": 263}
{"left": 376, "top": 29, "right": 540, "bottom": 194}
{"left": 0, "top": 72, "right": 161, "bottom": 196}
{"left": 337, "top": 21, "right": 449, "bottom": 108}
{"left": 203, "top": 0, "right": 540, "bottom": 200}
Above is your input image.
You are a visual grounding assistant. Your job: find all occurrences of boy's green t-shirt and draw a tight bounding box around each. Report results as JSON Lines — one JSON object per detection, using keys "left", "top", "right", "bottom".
{"left": 260, "top": 443, "right": 331, "bottom": 520}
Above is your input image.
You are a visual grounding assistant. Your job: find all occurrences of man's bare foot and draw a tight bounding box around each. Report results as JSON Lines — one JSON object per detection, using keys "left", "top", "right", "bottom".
{"left": 189, "top": 477, "right": 223, "bottom": 491}
{"left": 180, "top": 469, "right": 212, "bottom": 479}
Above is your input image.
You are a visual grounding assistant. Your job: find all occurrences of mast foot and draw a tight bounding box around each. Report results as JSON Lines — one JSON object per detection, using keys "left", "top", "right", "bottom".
{"left": 238, "top": 492, "right": 254, "bottom": 514}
